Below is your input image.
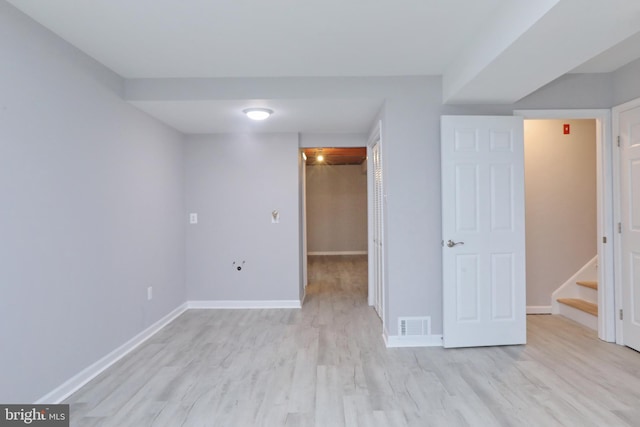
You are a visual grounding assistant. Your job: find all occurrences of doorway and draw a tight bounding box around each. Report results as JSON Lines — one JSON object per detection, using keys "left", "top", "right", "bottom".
{"left": 524, "top": 119, "right": 597, "bottom": 315}
{"left": 516, "top": 110, "right": 615, "bottom": 342}
{"left": 302, "top": 146, "right": 370, "bottom": 307}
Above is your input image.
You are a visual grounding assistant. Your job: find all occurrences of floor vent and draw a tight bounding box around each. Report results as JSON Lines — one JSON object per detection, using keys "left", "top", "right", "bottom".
{"left": 399, "top": 317, "right": 431, "bottom": 337}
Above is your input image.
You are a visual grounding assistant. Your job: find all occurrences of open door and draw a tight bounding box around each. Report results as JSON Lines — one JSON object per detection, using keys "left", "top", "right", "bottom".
{"left": 441, "top": 116, "right": 526, "bottom": 348}
{"left": 618, "top": 104, "right": 640, "bottom": 352}
{"left": 371, "top": 139, "right": 384, "bottom": 320}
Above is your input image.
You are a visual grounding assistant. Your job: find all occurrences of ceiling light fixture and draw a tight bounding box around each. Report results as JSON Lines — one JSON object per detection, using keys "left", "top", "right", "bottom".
{"left": 243, "top": 108, "right": 273, "bottom": 121}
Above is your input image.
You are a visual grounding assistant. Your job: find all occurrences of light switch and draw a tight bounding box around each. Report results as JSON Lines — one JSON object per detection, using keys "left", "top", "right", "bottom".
{"left": 189, "top": 213, "right": 198, "bottom": 224}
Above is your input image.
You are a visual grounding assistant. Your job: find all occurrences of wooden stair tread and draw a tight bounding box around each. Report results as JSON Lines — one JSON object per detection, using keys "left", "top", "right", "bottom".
{"left": 576, "top": 280, "right": 597, "bottom": 290}
{"left": 557, "top": 298, "right": 598, "bottom": 316}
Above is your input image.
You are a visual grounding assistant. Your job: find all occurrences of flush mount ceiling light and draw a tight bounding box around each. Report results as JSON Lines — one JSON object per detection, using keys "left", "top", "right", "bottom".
{"left": 243, "top": 108, "right": 273, "bottom": 121}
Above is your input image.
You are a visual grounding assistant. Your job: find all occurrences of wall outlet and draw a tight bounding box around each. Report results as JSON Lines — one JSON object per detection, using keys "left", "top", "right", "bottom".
{"left": 189, "top": 213, "right": 198, "bottom": 224}
{"left": 147, "top": 286, "right": 153, "bottom": 301}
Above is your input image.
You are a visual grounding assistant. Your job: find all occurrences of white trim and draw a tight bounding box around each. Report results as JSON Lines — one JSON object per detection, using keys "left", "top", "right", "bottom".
{"left": 384, "top": 334, "right": 443, "bottom": 348}
{"left": 612, "top": 97, "right": 640, "bottom": 345}
{"left": 514, "top": 109, "right": 615, "bottom": 343}
{"left": 527, "top": 306, "right": 552, "bottom": 314}
{"left": 300, "top": 148, "right": 308, "bottom": 291}
{"left": 35, "top": 302, "right": 188, "bottom": 404}
{"left": 308, "top": 251, "right": 367, "bottom": 256}
{"left": 551, "top": 256, "right": 598, "bottom": 314}
{"left": 187, "top": 300, "right": 302, "bottom": 309}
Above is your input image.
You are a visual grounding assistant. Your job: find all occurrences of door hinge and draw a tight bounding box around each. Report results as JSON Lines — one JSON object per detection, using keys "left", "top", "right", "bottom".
{"left": 603, "top": 236, "right": 607, "bottom": 244}
{"left": 620, "top": 309, "right": 624, "bottom": 320}
{"left": 619, "top": 222, "right": 622, "bottom": 233}
{"left": 617, "top": 135, "right": 621, "bottom": 147}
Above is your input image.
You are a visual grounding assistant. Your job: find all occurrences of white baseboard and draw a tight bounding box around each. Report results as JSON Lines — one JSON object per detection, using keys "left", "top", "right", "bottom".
{"left": 36, "top": 302, "right": 188, "bottom": 404}
{"left": 527, "top": 305, "right": 552, "bottom": 314}
{"left": 308, "top": 251, "right": 368, "bottom": 256}
{"left": 187, "top": 300, "right": 302, "bottom": 309}
{"left": 383, "top": 332, "right": 443, "bottom": 348}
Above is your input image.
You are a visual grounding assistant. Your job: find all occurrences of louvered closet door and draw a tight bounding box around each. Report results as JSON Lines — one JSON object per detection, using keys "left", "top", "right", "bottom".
{"left": 372, "top": 140, "right": 384, "bottom": 320}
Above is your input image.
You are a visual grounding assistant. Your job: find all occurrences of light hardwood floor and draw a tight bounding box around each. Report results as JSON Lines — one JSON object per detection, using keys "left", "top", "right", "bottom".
{"left": 66, "top": 255, "right": 640, "bottom": 426}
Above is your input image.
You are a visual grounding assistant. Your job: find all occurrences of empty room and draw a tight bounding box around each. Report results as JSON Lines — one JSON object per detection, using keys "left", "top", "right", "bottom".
{"left": 3, "top": 1, "right": 640, "bottom": 426}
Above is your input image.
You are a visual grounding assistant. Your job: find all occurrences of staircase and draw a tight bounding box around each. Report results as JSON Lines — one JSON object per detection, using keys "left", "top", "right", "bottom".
{"left": 552, "top": 257, "right": 598, "bottom": 331}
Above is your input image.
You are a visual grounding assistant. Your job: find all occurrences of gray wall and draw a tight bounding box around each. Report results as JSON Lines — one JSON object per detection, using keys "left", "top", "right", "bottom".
{"left": 613, "top": 58, "right": 640, "bottom": 106}
{"left": 306, "top": 165, "right": 367, "bottom": 253}
{"left": 0, "top": 2, "right": 186, "bottom": 403}
{"left": 524, "top": 119, "right": 597, "bottom": 306}
{"left": 184, "top": 133, "right": 300, "bottom": 301}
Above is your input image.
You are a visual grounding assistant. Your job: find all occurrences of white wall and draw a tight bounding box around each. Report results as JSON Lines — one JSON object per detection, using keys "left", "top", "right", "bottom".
{"left": 306, "top": 165, "right": 367, "bottom": 254}
{"left": 0, "top": 2, "right": 186, "bottom": 403}
{"left": 524, "top": 119, "right": 597, "bottom": 306}
{"left": 184, "top": 133, "right": 300, "bottom": 302}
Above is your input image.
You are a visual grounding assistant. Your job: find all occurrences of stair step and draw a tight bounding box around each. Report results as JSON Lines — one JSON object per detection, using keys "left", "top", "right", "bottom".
{"left": 576, "top": 280, "right": 597, "bottom": 290}
{"left": 557, "top": 298, "right": 598, "bottom": 316}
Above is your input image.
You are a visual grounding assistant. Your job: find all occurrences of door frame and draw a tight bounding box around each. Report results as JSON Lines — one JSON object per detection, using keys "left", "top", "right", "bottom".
{"left": 612, "top": 97, "right": 640, "bottom": 345}
{"left": 367, "top": 120, "right": 385, "bottom": 326}
{"left": 514, "top": 109, "right": 615, "bottom": 343}
{"left": 300, "top": 150, "right": 308, "bottom": 297}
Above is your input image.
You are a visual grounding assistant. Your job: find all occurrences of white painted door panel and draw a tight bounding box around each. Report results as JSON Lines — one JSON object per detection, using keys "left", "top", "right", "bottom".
{"left": 441, "top": 116, "right": 526, "bottom": 348}
{"left": 619, "top": 106, "right": 640, "bottom": 352}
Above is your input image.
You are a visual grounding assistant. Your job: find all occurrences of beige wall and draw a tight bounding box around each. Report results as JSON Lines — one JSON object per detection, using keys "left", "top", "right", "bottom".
{"left": 306, "top": 164, "right": 367, "bottom": 253}
{"left": 524, "top": 119, "right": 597, "bottom": 306}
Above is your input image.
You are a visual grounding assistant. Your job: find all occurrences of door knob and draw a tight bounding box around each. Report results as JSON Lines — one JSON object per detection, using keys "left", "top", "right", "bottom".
{"left": 446, "top": 240, "right": 464, "bottom": 248}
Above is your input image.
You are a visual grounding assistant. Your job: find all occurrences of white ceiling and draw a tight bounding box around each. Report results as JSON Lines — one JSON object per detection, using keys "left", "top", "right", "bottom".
{"left": 7, "top": 0, "right": 640, "bottom": 133}
{"left": 129, "top": 99, "right": 384, "bottom": 134}
{"left": 8, "top": 0, "right": 506, "bottom": 78}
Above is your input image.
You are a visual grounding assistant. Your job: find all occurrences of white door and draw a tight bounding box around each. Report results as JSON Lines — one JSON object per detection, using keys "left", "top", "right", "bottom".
{"left": 619, "top": 105, "right": 640, "bottom": 351}
{"left": 441, "top": 116, "right": 526, "bottom": 348}
{"left": 372, "top": 140, "right": 384, "bottom": 320}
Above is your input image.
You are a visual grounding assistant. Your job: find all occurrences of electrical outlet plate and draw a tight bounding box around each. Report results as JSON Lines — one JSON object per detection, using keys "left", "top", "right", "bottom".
{"left": 189, "top": 213, "right": 198, "bottom": 224}
{"left": 147, "top": 286, "right": 153, "bottom": 300}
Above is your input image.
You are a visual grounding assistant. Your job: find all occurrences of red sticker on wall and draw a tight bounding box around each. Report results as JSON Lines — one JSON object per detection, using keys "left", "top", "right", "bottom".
{"left": 563, "top": 124, "right": 570, "bottom": 134}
